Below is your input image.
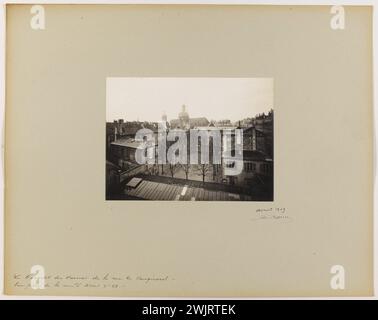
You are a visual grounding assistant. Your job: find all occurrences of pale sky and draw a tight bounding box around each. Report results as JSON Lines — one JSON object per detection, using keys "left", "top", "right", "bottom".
{"left": 106, "top": 77, "right": 273, "bottom": 123}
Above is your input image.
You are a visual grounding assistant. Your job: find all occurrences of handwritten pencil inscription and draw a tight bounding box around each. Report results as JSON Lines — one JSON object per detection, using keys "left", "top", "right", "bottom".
{"left": 12, "top": 272, "right": 174, "bottom": 290}
{"left": 252, "top": 207, "right": 292, "bottom": 223}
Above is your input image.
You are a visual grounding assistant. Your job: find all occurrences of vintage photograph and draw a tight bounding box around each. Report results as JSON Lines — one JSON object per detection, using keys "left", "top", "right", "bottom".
{"left": 4, "top": 3, "right": 374, "bottom": 299}
{"left": 106, "top": 78, "right": 274, "bottom": 201}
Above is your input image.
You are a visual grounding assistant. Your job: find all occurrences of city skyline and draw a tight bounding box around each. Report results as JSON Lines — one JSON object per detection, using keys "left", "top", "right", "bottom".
{"left": 106, "top": 77, "right": 273, "bottom": 123}
{"left": 107, "top": 108, "right": 272, "bottom": 124}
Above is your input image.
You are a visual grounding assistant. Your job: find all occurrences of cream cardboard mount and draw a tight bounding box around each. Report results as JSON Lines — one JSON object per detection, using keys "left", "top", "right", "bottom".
{"left": 3, "top": 4, "right": 374, "bottom": 297}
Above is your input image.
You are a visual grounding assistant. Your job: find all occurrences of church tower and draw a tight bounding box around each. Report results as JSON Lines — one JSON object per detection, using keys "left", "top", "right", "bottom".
{"left": 178, "top": 104, "right": 190, "bottom": 130}
{"left": 161, "top": 111, "right": 169, "bottom": 131}
{"left": 162, "top": 111, "right": 167, "bottom": 122}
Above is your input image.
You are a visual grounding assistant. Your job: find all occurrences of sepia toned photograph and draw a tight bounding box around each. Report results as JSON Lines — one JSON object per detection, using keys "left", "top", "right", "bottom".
{"left": 3, "top": 3, "right": 374, "bottom": 299}
{"left": 106, "top": 78, "right": 274, "bottom": 201}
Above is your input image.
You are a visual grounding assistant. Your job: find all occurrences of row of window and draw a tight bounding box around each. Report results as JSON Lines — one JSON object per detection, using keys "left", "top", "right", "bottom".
{"left": 244, "top": 162, "right": 257, "bottom": 172}
{"left": 225, "top": 161, "right": 273, "bottom": 174}
{"left": 260, "top": 163, "right": 273, "bottom": 174}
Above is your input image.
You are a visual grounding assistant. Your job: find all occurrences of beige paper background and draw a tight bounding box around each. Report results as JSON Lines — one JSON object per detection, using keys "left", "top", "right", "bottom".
{"left": 4, "top": 4, "right": 373, "bottom": 296}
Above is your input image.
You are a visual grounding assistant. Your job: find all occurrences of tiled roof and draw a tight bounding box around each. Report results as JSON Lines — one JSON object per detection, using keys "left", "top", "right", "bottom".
{"left": 123, "top": 179, "right": 253, "bottom": 201}
{"left": 126, "top": 177, "right": 143, "bottom": 188}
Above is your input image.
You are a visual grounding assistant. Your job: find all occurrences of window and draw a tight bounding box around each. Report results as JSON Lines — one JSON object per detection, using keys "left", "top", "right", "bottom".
{"left": 226, "top": 161, "right": 235, "bottom": 168}
{"left": 244, "top": 162, "right": 256, "bottom": 172}
{"left": 260, "top": 163, "right": 272, "bottom": 174}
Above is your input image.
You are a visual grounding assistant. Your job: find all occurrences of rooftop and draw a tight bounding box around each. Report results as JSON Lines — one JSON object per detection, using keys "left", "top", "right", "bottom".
{"left": 111, "top": 138, "right": 156, "bottom": 148}
{"left": 123, "top": 178, "right": 253, "bottom": 201}
{"left": 243, "top": 150, "right": 268, "bottom": 161}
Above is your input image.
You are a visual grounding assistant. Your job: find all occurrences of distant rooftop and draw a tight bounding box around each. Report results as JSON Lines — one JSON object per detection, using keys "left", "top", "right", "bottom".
{"left": 193, "top": 126, "right": 238, "bottom": 130}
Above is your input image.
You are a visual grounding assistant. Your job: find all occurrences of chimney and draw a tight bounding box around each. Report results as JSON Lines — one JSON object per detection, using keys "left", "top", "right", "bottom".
{"left": 114, "top": 126, "right": 118, "bottom": 142}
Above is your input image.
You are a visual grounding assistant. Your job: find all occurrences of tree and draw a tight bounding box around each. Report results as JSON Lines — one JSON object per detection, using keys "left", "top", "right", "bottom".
{"left": 197, "top": 164, "right": 210, "bottom": 183}
{"left": 168, "top": 163, "right": 179, "bottom": 178}
{"left": 212, "top": 163, "right": 223, "bottom": 182}
{"left": 182, "top": 164, "right": 191, "bottom": 180}
{"left": 146, "top": 164, "right": 157, "bottom": 175}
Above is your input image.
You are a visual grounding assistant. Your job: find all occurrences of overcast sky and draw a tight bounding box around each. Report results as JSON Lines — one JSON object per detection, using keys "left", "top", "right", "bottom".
{"left": 106, "top": 77, "right": 273, "bottom": 123}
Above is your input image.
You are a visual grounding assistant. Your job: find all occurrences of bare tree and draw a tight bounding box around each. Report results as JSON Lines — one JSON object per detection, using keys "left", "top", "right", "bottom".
{"left": 212, "top": 163, "right": 223, "bottom": 182}
{"left": 182, "top": 164, "right": 191, "bottom": 180}
{"left": 197, "top": 164, "right": 210, "bottom": 183}
{"left": 168, "top": 163, "right": 179, "bottom": 178}
{"left": 145, "top": 164, "right": 159, "bottom": 175}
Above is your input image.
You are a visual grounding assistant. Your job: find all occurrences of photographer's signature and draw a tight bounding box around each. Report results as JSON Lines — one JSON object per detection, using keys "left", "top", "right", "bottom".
{"left": 252, "top": 207, "right": 292, "bottom": 223}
